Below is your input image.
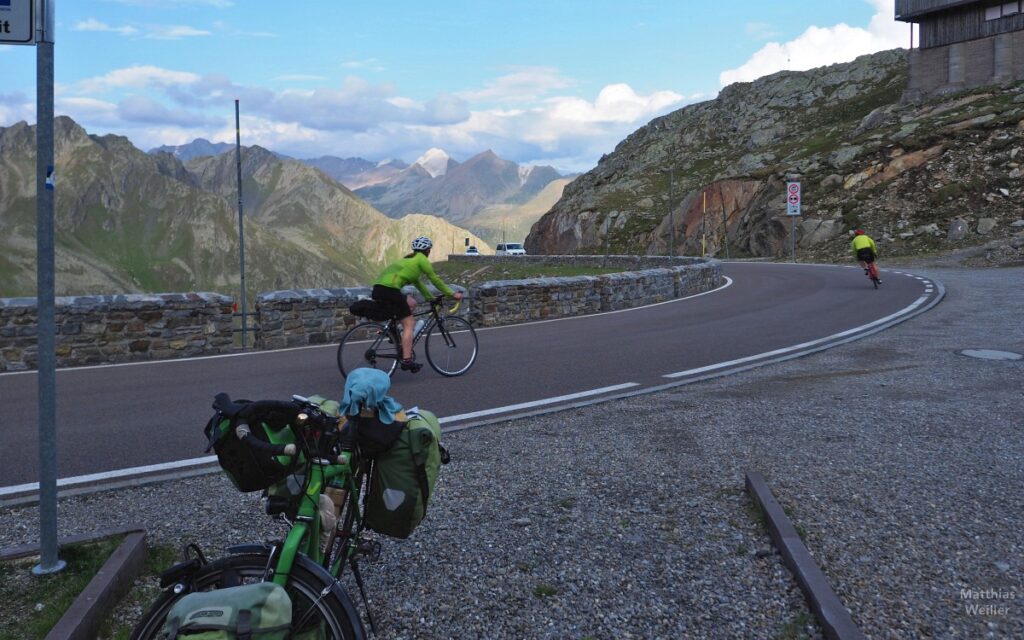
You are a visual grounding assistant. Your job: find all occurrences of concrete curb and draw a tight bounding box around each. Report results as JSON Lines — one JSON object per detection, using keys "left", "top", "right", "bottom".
{"left": 0, "top": 526, "right": 147, "bottom": 640}
{"left": 745, "top": 471, "right": 865, "bottom": 640}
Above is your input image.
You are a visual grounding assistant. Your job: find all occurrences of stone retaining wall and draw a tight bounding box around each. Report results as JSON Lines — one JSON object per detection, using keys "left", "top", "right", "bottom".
{"left": 0, "top": 257, "right": 722, "bottom": 371}
{"left": 0, "top": 293, "right": 234, "bottom": 372}
{"left": 255, "top": 256, "right": 721, "bottom": 347}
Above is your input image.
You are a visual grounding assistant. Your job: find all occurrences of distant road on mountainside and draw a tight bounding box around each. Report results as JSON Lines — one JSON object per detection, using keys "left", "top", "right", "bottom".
{"left": 0, "top": 262, "right": 941, "bottom": 490}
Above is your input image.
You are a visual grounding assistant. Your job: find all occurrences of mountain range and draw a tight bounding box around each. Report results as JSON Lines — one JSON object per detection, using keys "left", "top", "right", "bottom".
{"left": 354, "top": 149, "right": 564, "bottom": 224}
{"left": 146, "top": 141, "right": 570, "bottom": 239}
{"left": 0, "top": 118, "right": 488, "bottom": 298}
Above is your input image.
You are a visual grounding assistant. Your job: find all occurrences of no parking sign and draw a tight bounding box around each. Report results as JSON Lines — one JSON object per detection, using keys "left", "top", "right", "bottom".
{"left": 786, "top": 182, "right": 801, "bottom": 216}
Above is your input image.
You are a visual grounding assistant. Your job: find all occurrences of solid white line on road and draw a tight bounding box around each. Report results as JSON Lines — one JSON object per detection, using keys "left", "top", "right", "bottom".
{"left": 0, "top": 456, "right": 218, "bottom": 497}
{"left": 1, "top": 383, "right": 642, "bottom": 495}
{"left": 663, "top": 293, "right": 932, "bottom": 379}
{"left": 438, "top": 383, "right": 641, "bottom": 424}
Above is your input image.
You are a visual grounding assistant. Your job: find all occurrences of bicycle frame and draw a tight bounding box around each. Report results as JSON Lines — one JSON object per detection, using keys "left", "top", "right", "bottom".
{"left": 271, "top": 454, "right": 352, "bottom": 586}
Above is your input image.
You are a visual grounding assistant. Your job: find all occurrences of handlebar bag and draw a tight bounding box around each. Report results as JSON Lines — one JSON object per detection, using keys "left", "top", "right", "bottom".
{"left": 364, "top": 409, "right": 449, "bottom": 539}
{"left": 349, "top": 298, "right": 392, "bottom": 322}
{"left": 160, "top": 581, "right": 292, "bottom": 639}
{"left": 204, "top": 399, "right": 303, "bottom": 492}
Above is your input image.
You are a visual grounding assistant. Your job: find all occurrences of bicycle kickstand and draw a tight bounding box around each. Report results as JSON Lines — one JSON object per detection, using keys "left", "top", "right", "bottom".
{"left": 349, "top": 558, "right": 379, "bottom": 635}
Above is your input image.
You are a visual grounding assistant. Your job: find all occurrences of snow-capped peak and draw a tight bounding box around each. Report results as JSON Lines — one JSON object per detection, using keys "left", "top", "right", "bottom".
{"left": 414, "top": 148, "right": 451, "bottom": 178}
{"left": 376, "top": 158, "right": 396, "bottom": 168}
{"left": 518, "top": 165, "right": 534, "bottom": 186}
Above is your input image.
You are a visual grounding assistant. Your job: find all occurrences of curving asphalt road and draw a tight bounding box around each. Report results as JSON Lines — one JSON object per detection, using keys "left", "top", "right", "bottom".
{"left": 0, "top": 262, "right": 941, "bottom": 492}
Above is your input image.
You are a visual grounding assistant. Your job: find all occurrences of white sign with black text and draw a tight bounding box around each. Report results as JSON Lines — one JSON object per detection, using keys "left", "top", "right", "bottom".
{"left": 0, "top": 0, "right": 34, "bottom": 45}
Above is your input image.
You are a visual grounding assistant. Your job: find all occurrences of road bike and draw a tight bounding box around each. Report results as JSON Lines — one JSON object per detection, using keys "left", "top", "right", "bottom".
{"left": 337, "top": 294, "right": 478, "bottom": 378}
{"left": 130, "top": 394, "right": 380, "bottom": 639}
{"left": 865, "top": 261, "right": 881, "bottom": 289}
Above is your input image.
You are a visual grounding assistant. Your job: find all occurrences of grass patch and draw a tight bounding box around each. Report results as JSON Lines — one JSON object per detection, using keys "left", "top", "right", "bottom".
{"left": 776, "top": 611, "right": 814, "bottom": 640}
{"left": 95, "top": 543, "right": 180, "bottom": 639}
{"left": 532, "top": 583, "right": 558, "bottom": 598}
{"left": 0, "top": 537, "right": 123, "bottom": 640}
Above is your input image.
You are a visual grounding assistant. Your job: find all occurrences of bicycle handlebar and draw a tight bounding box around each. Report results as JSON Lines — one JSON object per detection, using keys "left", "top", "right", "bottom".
{"left": 429, "top": 294, "right": 461, "bottom": 314}
{"left": 234, "top": 423, "right": 298, "bottom": 456}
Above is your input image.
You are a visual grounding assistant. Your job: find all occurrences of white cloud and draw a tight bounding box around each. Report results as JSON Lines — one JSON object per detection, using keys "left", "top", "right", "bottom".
{"left": 458, "top": 67, "right": 574, "bottom": 104}
{"left": 720, "top": 0, "right": 906, "bottom": 86}
{"left": 273, "top": 74, "right": 329, "bottom": 82}
{"left": 146, "top": 25, "right": 213, "bottom": 40}
{"left": 76, "top": 66, "right": 201, "bottom": 93}
{"left": 73, "top": 19, "right": 139, "bottom": 36}
{"left": 341, "top": 59, "right": 385, "bottom": 72}
{"left": 745, "top": 22, "right": 782, "bottom": 41}
{"left": 57, "top": 97, "right": 120, "bottom": 125}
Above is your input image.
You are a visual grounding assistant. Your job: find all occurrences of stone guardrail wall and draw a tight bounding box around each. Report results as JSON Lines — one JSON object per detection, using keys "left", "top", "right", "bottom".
{"left": 0, "top": 257, "right": 721, "bottom": 371}
{"left": 255, "top": 256, "right": 722, "bottom": 347}
{"left": 0, "top": 293, "right": 234, "bottom": 372}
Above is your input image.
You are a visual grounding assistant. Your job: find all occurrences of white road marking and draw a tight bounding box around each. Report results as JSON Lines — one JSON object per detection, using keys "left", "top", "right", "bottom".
{"left": 663, "top": 293, "right": 932, "bottom": 379}
{"left": 438, "top": 383, "right": 641, "bottom": 423}
{"left": 0, "top": 456, "right": 218, "bottom": 497}
{"left": 1, "top": 383, "right": 643, "bottom": 495}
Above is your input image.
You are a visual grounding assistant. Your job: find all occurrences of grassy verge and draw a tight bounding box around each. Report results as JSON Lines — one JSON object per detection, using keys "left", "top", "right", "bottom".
{"left": 0, "top": 537, "right": 123, "bottom": 640}
{"left": 95, "top": 543, "right": 179, "bottom": 640}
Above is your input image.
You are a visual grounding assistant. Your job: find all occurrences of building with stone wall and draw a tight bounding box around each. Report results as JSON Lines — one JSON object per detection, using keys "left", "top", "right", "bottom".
{"left": 897, "top": 0, "right": 1024, "bottom": 98}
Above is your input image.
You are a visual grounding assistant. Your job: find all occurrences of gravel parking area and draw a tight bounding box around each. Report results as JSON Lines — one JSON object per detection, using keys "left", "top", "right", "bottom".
{"left": 1, "top": 266, "right": 1020, "bottom": 639}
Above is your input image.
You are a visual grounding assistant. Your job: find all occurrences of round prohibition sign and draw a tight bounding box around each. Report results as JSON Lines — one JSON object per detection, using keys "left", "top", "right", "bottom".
{"left": 788, "top": 194, "right": 800, "bottom": 205}
{"left": 787, "top": 183, "right": 801, "bottom": 195}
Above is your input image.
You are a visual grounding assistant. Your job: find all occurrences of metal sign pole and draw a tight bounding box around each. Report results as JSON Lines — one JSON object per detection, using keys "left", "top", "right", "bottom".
{"left": 791, "top": 217, "right": 797, "bottom": 263}
{"left": 33, "top": 0, "right": 65, "bottom": 576}
{"left": 235, "top": 100, "right": 247, "bottom": 349}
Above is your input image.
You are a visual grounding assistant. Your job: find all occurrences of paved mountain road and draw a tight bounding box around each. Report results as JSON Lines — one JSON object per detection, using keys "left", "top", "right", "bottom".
{"left": 0, "top": 262, "right": 941, "bottom": 490}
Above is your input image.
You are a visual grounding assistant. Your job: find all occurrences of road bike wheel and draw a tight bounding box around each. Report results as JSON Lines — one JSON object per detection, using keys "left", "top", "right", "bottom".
{"left": 425, "top": 316, "right": 478, "bottom": 376}
{"left": 130, "top": 551, "right": 360, "bottom": 639}
{"left": 337, "top": 322, "right": 399, "bottom": 378}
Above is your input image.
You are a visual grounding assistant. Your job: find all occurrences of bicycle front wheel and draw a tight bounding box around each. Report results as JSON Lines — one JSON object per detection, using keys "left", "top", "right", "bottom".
{"left": 130, "top": 551, "right": 361, "bottom": 639}
{"left": 337, "top": 322, "right": 399, "bottom": 378}
{"left": 425, "top": 316, "right": 478, "bottom": 376}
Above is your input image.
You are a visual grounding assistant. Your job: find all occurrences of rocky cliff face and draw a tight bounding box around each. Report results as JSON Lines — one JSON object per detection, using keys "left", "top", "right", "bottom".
{"left": 0, "top": 118, "right": 487, "bottom": 297}
{"left": 526, "top": 49, "right": 1024, "bottom": 265}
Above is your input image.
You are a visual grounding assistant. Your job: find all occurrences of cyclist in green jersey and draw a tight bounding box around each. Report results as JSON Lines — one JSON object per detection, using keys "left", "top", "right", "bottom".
{"left": 372, "top": 236, "right": 463, "bottom": 372}
{"left": 850, "top": 229, "right": 880, "bottom": 281}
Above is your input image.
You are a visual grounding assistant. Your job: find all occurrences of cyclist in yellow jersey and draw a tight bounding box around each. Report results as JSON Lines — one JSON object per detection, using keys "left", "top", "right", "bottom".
{"left": 372, "top": 236, "right": 463, "bottom": 372}
{"left": 850, "top": 229, "right": 880, "bottom": 282}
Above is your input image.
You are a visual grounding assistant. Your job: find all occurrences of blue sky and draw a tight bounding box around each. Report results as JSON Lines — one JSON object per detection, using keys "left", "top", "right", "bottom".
{"left": 0, "top": 0, "right": 907, "bottom": 172}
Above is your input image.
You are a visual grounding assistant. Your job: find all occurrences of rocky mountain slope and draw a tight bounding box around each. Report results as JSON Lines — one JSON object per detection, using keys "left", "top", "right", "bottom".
{"left": 356, "top": 149, "right": 563, "bottom": 222}
{"left": 149, "top": 138, "right": 234, "bottom": 162}
{"left": 462, "top": 178, "right": 573, "bottom": 247}
{"left": 300, "top": 156, "right": 408, "bottom": 190}
{"left": 0, "top": 118, "right": 487, "bottom": 298}
{"left": 526, "top": 49, "right": 1024, "bottom": 266}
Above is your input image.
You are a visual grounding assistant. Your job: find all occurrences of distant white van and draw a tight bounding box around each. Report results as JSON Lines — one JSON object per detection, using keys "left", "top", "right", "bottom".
{"left": 495, "top": 242, "right": 526, "bottom": 256}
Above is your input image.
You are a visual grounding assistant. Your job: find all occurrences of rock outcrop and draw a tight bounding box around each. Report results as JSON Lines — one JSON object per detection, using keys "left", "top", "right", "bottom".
{"left": 526, "top": 49, "right": 1024, "bottom": 266}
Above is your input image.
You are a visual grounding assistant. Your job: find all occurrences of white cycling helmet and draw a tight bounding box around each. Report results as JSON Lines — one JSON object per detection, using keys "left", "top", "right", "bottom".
{"left": 411, "top": 236, "right": 433, "bottom": 251}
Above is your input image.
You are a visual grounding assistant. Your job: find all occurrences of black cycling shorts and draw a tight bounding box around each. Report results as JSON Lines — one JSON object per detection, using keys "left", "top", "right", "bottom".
{"left": 856, "top": 248, "right": 875, "bottom": 263}
{"left": 371, "top": 285, "right": 411, "bottom": 319}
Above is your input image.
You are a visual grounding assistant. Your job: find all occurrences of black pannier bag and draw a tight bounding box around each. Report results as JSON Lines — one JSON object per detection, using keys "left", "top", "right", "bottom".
{"left": 349, "top": 298, "right": 392, "bottom": 322}
{"left": 204, "top": 395, "right": 303, "bottom": 492}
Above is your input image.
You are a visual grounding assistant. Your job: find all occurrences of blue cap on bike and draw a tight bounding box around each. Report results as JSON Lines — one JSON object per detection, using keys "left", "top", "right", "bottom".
{"left": 339, "top": 367, "right": 404, "bottom": 424}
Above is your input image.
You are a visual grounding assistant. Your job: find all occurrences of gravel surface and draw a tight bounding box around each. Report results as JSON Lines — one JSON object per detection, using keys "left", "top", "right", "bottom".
{"left": 1, "top": 266, "right": 1021, "bottom": 639}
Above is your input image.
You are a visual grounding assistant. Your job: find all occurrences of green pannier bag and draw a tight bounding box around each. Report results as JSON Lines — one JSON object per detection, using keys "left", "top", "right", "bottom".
{"left": 160, "top": 582, "right": 292, "bottom": 639}
{"left": 364, "top": 409, "right": 449, "bottom": 539}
